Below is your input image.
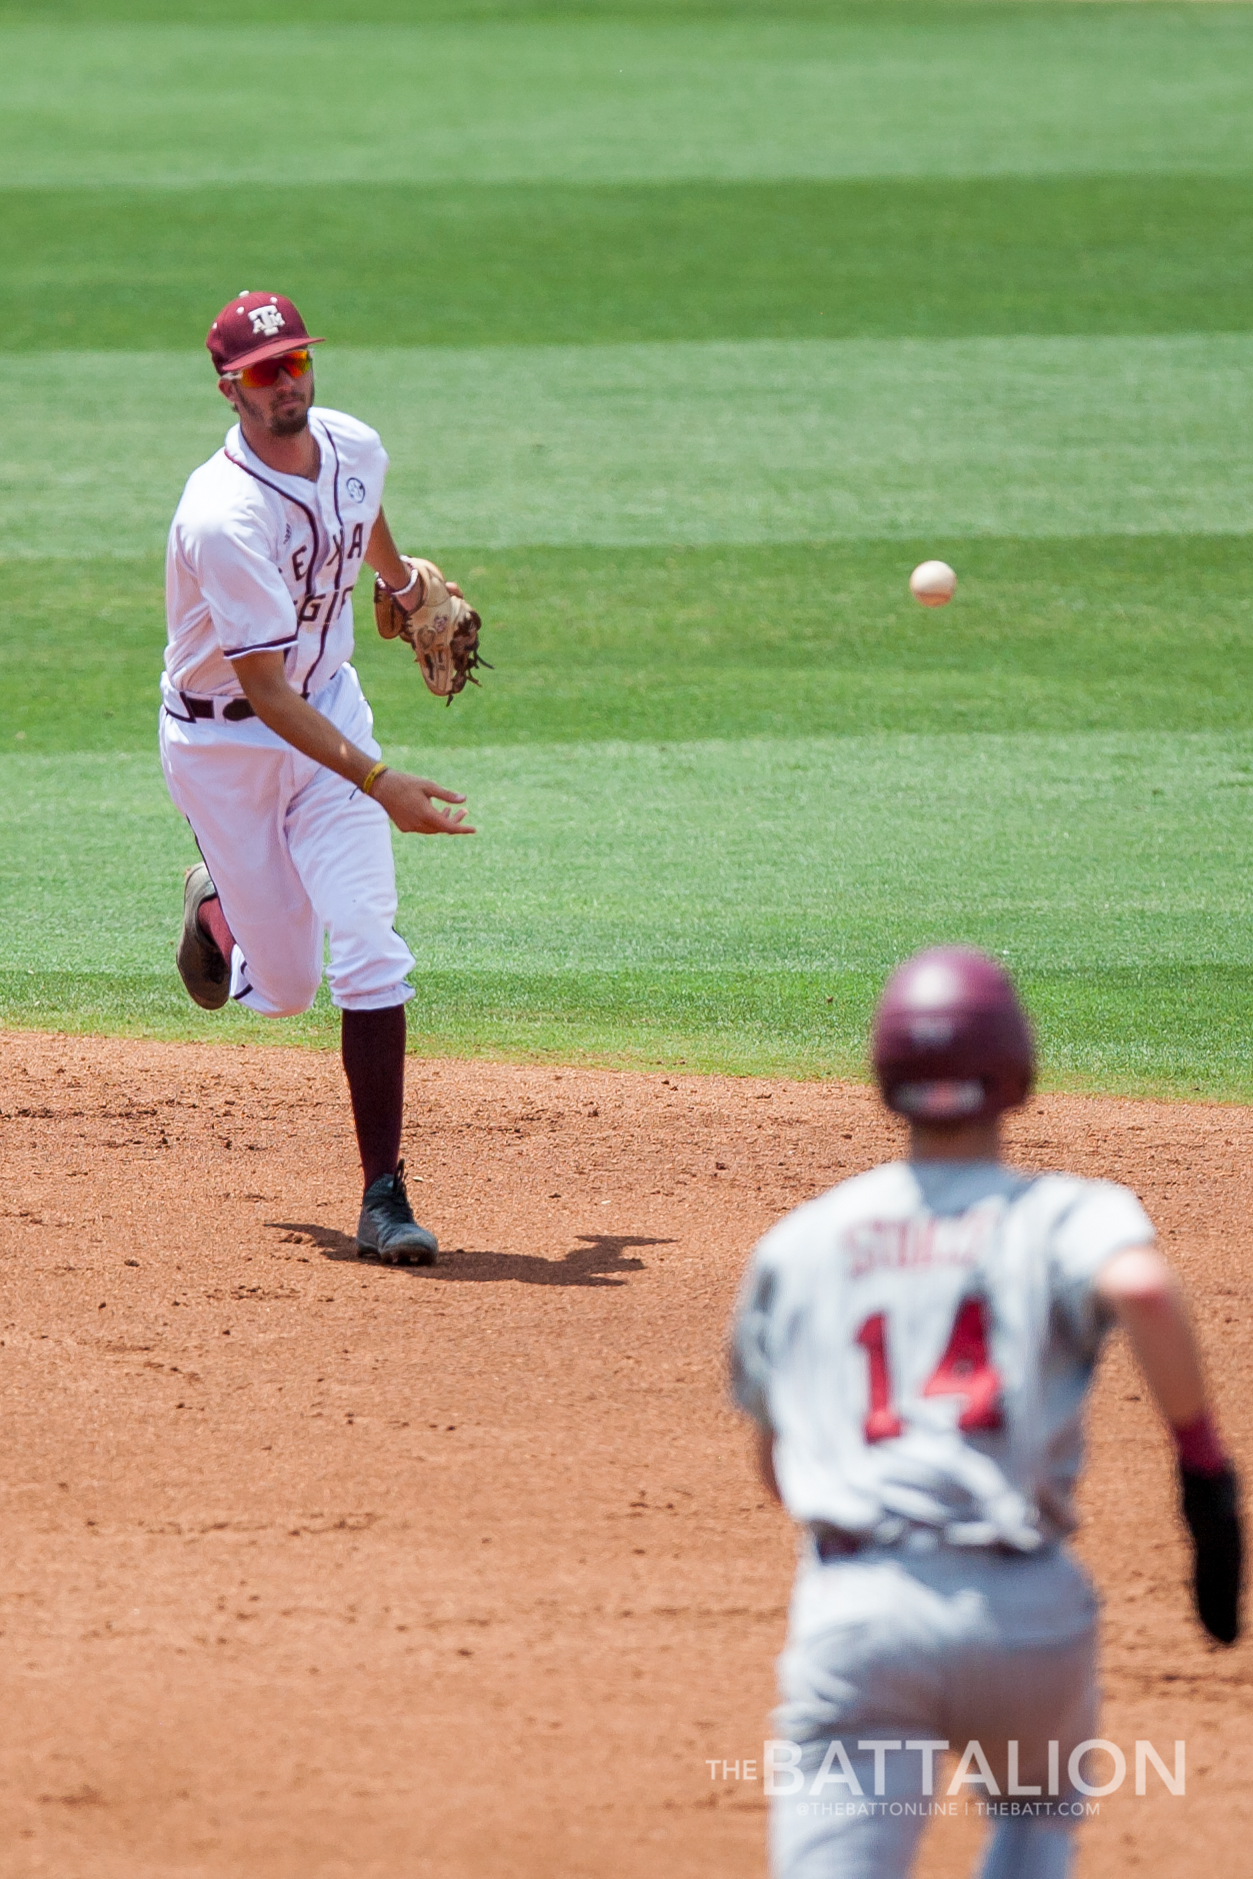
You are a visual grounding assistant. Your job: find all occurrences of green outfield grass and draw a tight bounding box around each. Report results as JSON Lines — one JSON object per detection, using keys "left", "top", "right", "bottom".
{"left": 4, "top": 730, "right": 1253, "bottom": 1094}
{"left": 5, "top": 538, "right": 1253, "bottom": 754}
{"left": 4, "top": 7, "right": 1253, "bottom": 189}
{"left": 7, "top": 335, "right": 1253, "bottom": 557}
{"left": 10, "top": 730, "right": 1253, "bottom": 975}
{"left": 7, "top": 174, "right": 1253, "bottom": 351}
{"left": 2, "top": 1, "right": 1253, "bottom": 1098}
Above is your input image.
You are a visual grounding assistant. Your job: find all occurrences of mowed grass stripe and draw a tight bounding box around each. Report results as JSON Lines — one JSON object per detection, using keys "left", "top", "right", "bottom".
{"left": 5, "top": 539, "right": 1253, "bottom": 755}
{"left": 3, "top": 9, "right": 1253, "bottom": 188}
{"left": 6, "top": 1, "right": 1208, "bottom": 22}
{"left": 10, "top": 0, "right": 1253, "bottom": 23}
{"left": 5, "top": 174, "right": 1253, "bottom": 352}
{"left": 3, "top": 732, "right": 1253, "bottom": 1095}
{"left": 5, "top": 337, "right": 1253, "bottom": 558}
{"left": 9, "top": 733, "right": 1252, "bottom": 976}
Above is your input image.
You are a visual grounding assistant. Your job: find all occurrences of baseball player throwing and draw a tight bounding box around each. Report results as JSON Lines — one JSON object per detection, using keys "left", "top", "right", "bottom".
{"left": 731, "top": 947, "right": 1243, "bottom": 1879}
{"left": 162, "top": 290, "right": 474, "bottom": 1264}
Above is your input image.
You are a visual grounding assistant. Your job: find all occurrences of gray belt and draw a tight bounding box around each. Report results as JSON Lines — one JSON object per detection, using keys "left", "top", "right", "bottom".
{"left": 810, "top": 1521, "right": 1041, "bottom": 1561}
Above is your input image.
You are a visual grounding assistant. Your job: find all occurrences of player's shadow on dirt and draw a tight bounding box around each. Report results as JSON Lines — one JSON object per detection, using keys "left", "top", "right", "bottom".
{"left": 266, "top": 1225, "right": 670, "bottom": 1287}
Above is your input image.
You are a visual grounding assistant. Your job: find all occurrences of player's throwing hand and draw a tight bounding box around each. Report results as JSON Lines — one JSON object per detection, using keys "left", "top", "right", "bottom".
{"left": 370, "top": 771, "right": 475, "bottom": 836}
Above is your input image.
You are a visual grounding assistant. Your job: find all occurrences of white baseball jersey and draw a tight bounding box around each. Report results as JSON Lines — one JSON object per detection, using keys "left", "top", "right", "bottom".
{"left": 730, "top": 1160, "right": 1154, "bottom": 1552}
{"left": 163, "top": 406, "right": 387, "bottom": 701}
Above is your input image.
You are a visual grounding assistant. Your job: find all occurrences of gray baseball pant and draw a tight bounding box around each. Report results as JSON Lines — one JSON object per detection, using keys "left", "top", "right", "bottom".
{"left": 769, "top": 1540, "right": 1098, "bottom": 1879}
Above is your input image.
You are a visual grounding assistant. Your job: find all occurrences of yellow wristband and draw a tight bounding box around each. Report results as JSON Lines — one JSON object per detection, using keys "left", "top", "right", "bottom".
{"left": 360, "top": 761, "right": 389, "bottom": 798}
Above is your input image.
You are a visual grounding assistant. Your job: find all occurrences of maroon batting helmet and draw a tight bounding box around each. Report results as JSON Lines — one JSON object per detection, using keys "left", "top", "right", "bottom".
{"left": 872, "top": 946, "right": 1034, "bottom": 1122}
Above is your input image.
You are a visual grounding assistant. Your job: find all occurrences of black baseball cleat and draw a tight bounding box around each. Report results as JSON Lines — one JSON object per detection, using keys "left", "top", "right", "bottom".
{"left": 177, "top": 863, "right": 230, "bottom": 1010}
{"left": 356, "top": 1161, "right": 438, "bottom": 1266}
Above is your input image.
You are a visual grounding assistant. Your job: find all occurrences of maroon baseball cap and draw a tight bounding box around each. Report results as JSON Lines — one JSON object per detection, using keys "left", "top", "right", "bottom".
{"left": 206, "top": 291, "right": 325, "bottom": 374}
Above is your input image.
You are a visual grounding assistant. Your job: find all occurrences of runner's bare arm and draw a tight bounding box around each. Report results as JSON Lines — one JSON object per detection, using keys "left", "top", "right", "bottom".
{"left": 232, "top": 649, "right": 474, "bottom": 836}
{"left": 754, "top": 1424, "right": 782, "bottom": 1504}
{"left": 1096, "top": 1245, "right": 1207, "bottom": 1426}
{"left": 1098, "top": 1242, "right": 1241, "bottom": 1646}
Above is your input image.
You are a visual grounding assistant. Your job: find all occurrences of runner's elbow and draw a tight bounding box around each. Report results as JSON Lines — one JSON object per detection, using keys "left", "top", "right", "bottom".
{"left": 1097, "top": 1244, "right": 1176, "bottom": 1311}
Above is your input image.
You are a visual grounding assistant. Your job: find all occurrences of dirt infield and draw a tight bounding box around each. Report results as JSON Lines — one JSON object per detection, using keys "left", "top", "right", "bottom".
{"left": 0, "top": 1031, "right": 1249, "bottom": 1878}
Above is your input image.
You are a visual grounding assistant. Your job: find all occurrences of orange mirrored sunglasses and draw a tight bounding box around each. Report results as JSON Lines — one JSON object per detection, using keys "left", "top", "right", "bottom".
{"left": 226, "top": 347, "right": 314, "bottom": 389}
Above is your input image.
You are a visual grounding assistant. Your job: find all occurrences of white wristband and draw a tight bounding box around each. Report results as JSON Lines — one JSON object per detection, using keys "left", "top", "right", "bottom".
{"left": 390, "top": 565, "right": 423, "bottom": 604}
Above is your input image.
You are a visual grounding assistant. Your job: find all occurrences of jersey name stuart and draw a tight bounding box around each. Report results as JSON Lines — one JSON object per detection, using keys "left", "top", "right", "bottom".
{"left": 730, "top": 1161, "right": 1153, "bottom": 1551}
{"left": 844, "top": 1204, "right": 1001, "bottom": 1279}
{"left": 164, "top": 407, "right": 388, "bottom": 699}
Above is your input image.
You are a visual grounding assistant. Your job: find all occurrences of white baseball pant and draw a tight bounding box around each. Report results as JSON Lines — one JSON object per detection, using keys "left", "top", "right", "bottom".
{"left": 769, "top": 1540, "right": 1099, "bottom": 1879}
{"left": 159, "top": 663, "right": 415, "bottom": 1017}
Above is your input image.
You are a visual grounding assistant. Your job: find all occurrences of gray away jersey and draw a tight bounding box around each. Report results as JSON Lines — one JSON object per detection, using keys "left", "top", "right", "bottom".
{"left": 730, "top": 1161, "right": 1154, "bottom": 1551}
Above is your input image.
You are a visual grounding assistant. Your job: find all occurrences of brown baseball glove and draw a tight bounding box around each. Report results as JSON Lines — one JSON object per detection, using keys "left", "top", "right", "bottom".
{"left": 373, "top": 557, "right": 489, "bottom": 703}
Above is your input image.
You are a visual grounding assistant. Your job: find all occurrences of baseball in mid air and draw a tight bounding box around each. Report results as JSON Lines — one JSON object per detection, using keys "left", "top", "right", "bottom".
{"left": 909, "top": 559, "right": 957, "bottom": 607}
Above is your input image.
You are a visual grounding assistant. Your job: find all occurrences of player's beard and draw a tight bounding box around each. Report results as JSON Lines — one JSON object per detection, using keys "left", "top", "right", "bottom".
{"left": 235, "top": 382, "right": 312, "bottom": 438}
{"left": 268, "top": 401, "right": 311, "bottom": 438}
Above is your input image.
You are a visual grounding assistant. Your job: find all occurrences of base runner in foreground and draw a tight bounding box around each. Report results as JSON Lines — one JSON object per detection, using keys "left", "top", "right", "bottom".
{"left": 162, "top": 291, "right": 482, "bottom": 1265}
{"left": 730, "top": 947, "right": 1243, "bottom": 1879}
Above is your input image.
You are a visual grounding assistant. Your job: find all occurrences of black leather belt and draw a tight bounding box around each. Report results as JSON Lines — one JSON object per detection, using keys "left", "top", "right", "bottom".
{"left": 180, "top": 692, "right": 255, "bottom": 721}
{"left": 811, "top": 1524, "right": 866, "bottom": 1559}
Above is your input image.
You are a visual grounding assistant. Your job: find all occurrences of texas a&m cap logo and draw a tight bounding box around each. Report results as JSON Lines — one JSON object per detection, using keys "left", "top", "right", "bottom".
{"left": 248, "top": 302, "right": 285, "bottom": 339}
{"left": 206, "top": 291, "right": 325, "bottom": 374}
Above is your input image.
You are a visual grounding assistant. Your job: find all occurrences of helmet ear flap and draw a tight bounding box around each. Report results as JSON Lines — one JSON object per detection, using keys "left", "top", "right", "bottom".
{"left": 890, "top": 1077, "right": 987, "bottom": 1121}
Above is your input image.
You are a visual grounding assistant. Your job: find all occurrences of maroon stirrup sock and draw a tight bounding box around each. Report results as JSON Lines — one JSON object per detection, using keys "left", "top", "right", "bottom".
{"left": 341, "top": 1004, "right": 407, "bottom": 1192}
{"left": 197, "top": 893, "right": 236, "bottom": 962}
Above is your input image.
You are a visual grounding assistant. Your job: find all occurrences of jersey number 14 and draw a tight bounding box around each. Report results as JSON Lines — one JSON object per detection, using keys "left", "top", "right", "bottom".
{"left": 855, "top": 1298, "right": 1003, "bottom": 1442}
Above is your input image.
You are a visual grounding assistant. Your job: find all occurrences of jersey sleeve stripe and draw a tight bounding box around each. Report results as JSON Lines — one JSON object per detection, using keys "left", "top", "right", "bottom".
{"left": 221, "top": 631, "right": 300, "bottom": 659}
